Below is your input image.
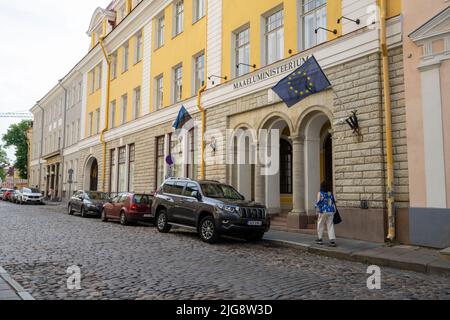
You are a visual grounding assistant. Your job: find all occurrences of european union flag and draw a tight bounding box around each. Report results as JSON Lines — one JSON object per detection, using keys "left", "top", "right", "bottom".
{"left": 173, "top": 106, "right": 193, "bottom": 130}
{"left": 272, "top": 56, "right": 331, "bottom": 108}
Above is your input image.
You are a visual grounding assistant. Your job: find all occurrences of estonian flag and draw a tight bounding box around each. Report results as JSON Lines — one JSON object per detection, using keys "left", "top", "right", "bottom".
{"left": 271, "top": 56, "right": 331, "bottom": 108}
{"left": 173, "top": 106, "right": 193, "bottom": 130}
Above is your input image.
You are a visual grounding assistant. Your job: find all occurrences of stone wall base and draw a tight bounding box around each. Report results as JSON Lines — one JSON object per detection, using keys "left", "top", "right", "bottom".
{"left": 334, "top": 208, "right": 386, "bottom": 243}
{"left": 409, "top": 208, "right": 450, "bottom": 249}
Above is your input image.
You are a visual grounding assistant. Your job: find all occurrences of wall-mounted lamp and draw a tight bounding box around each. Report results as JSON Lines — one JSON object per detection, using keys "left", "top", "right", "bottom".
{"left": 209, "top": 137, "right": 217, "bottom": 154}
{"left": 345, "top": 111, "right": 361, "bottom": 135}
{"left": 236, "top": 63, "right": 257, "bottom": 70}
{"left": 337, "top": 16, "right": 361, "bottom": 25}
{"left": 208, "top": 75, "right": 228, "bottom": 85}
{"left": 315, "top": 27, "right": 337, "bottom": 35}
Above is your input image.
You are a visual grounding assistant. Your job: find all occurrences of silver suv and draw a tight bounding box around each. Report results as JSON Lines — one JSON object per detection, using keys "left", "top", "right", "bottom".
{"left": 151, "top": 178, "right": 270, "bottom": 243}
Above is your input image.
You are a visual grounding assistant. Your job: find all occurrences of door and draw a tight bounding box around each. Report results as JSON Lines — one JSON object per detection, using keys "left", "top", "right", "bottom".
{"left": 171, "top": 182, "right": 188, "bottom": 224}
{"left": 104, "top": 195, "right": 118, "bottom": 218}
{"left": 180, "top": 182, "right": 201, "bottom": 227}
{"left": 73, "top": 191, "right": 83, "bottom": 212}
{"left": 113, "top": 194, "right": 127, "bottom": 219}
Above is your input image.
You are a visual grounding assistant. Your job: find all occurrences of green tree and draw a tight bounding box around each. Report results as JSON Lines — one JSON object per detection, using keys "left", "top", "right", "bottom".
{"left": 0, "top": 146, "right": 9, "bottom": 182}
{"left": 2, "top": 120, "right": 32, "bottom": 179}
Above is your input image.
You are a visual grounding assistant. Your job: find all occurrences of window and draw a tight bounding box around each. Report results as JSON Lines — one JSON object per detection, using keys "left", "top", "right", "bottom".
{"left": 111, "top": 51, "right": 118, "bottom": 80}
{"left": 156, "top": 136, "right": 165, "bottom": 188}
{"left": 235, "top": 27, "right": 250, "bottom": 77}
{"left": 134, "top": 31, "right": 143, "bottom": 64}
{"left": 95, "top": 63, "right": 102, "bottom": 90}
{"left": 193, "top": 0, "right": 205, "bottom": 22}
{"left": 169, "top": 133, "right": 181, "bottom": 177}
{"left": 121, "top": 94, "right": 128, "bottom": 124}
{"left": 88, "top": 112, "right": 93, "bottom": 136}
{"left": 184, "top": 182, "right": 199, "bottom": 197}
{"left": 155, "top": 75, "right": 164, "bottom": 110}
{"left": 89, "top": 70, "right": 95, "bottom": 94}
{"left": 302, "top": 0, "right": 327, "bottom": 49}
{"left": 95, "top": 108, "right": 101, "bottom": 134}
{"left": 186, "top": 129, "right": 197, "bottom": 179}
{"left": 110, "top": 100, "right": 116, "bottom": 129}
{"left": 156, "top": 15, "right": 165, "bottom": 48}
{"left": 173, "top": 65, "right": 183, "bottom": 103}
{"left": 193, "top": 53, "right": 205, "bottom": 93}
{"left": 133, "top": 87, "right": 141, "bottom": 120}
{"left": 128, "top": 144, "right": 135, "bottom": 192}
{"left": 118, "top": 147, "right": 126, "bottom": 192}
{"left": 122, "top": 41, "right": 129, "bottom": 73}
{"left": 265, "top": 9, "right": 284, "bottom": 65}
{"left": 110, "top": 149, "right": 117, "bottom": 193}
{"left": 174, "top": 1, "right": 184, "bottom": 36}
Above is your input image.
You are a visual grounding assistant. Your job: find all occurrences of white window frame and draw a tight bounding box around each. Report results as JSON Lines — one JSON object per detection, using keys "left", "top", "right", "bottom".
{"left": 110, "top": 100, "right": 116, "bottom": 129}
{"left": 300, "top": 0, "right": 327, "bottom": 50}
{"left": 172, "top": 64, "right": 183, "bottom": 104}
{"left": 263, "top": 7, "right": 284, "bottom": 66}
{"left": 156, "top": 15, "right": 165, "bottom": 49}
{"left": 234, "top": 25, "right": 251, "bottom": 77}
{"left": 193, "top": 0, "right": 205, "bottom": 23}
{"left": 122, "top": 41, "right": 129, "bottom": 73}
{"left": 121, "top": 94, "right": 128, "bottom": 125}
{"left": 134, "top": 31, "right": 143, "bottom": 64}
{"left": 133, "top": 86, "right": 141, "bottom": 120}
{"left": 155, "top": 75, "right": 164, "bottom": 111}
{"left": 173, "top": 0, "right": 184, "bottom": 37}
{"left": 193, "top": 52, "right": 205, "bottom": 94}
{"left": 111, "top": 51, "right": 118, "bottom": 80}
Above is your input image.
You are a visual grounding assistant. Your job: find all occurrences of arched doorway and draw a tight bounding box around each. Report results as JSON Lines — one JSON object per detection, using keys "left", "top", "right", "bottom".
{"left": 259, "top": 115, "right": 294, "bottom": 214}
{"left": 84, "top": 157, "right": 98, "bottom": 191}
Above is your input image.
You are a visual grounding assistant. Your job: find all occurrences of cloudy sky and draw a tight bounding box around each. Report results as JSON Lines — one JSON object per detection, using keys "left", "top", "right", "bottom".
{"left": 0, "top": 0, "right": 106, "bottom": 161}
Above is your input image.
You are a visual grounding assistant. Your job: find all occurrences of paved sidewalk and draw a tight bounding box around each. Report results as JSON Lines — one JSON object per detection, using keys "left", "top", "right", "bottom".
{"left": 265, "top": 230, "right": 450, "bottom": 276}
{"left": 0, "top": 266, "right": 34, "bottom": 300}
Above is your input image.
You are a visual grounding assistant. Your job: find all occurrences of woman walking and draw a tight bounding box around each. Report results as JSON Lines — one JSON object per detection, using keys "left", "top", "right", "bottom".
{"left": 315, "top": 181, "right": 337, "bottom": 247}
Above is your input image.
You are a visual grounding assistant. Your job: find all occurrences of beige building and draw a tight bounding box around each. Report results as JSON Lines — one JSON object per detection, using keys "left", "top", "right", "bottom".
{"left": 402, "top": 2, "right": 450, "bottom": 248}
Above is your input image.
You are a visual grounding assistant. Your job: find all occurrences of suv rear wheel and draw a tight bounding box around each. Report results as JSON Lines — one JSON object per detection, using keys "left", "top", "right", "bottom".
{"left": 199, "top": 216, "right": 219, "bottom": 244}
{"left": 156, "top": 210, "right": 172, "bottom": 233}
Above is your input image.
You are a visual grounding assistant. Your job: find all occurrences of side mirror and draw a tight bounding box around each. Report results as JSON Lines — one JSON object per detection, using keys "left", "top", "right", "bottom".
{"left": 191, "top": 191, "right": 202, "bottom": 201}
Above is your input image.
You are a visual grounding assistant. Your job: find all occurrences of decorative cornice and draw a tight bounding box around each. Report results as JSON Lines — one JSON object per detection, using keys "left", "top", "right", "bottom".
{"left": 409, "top": 6, "right": 450, "bottom": 43}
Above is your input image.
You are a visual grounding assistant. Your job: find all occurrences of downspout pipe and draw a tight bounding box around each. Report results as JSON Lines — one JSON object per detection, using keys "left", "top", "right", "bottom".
{"left": 197, "top": 85, "right": 207, "bottom": 180}
{"left": 57, "top": 80, "right": 68, "bottom": 200}
{"left": 36, "top": 102, "right": 45, "bottom": 192}
{"left": 99, "top": 37, "right": 111, "bottom": 192}
{"left": 380, "top": 0, "right": 396, "bottom": 241}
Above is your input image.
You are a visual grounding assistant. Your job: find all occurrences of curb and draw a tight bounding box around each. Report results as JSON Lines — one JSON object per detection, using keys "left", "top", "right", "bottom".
{"left": 0, "top": 266, "right": 35, "bottom": 300}
{"left": 266, "top": 239, "right": 450, "bottom": 277}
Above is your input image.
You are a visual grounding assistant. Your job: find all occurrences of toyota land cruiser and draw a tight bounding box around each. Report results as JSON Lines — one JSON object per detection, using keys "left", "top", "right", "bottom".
{"left": 151, "top": 178, "right": 270, "bottom": 243}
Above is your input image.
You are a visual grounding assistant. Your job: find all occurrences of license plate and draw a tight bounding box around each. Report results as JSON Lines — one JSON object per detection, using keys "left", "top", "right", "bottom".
{"left": 143, "top": 214, "right": 152, "bottom": 218}
{"left": 247, "top": 221, "right": 263, "bottom": 226}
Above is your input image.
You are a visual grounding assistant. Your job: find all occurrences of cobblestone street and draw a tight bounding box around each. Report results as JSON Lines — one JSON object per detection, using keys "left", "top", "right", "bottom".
{"left": 0, "top": 201, "right": 449, "bottom": 300}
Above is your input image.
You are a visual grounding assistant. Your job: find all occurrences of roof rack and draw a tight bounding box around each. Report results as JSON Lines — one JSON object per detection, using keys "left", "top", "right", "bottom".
{"left": 166, "top": 177, "right": 192, "bottom": 181}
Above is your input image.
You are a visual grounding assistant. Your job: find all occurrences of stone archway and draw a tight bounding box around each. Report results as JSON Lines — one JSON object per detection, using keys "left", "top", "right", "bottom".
{"left": 84, "top": 157, "right": 99, "bottom": 192}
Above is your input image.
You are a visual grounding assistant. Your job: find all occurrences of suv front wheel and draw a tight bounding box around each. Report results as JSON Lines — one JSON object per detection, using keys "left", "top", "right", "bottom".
{"left": 199, "top": 216, "right": 219, "bottom": 244}
{"left": 156, "top": 210, "right": 172, "bottom": 233}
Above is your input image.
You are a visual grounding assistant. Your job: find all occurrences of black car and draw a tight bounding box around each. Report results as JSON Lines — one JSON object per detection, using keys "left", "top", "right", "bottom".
{"left": 68, "top": 191, "right": 110, "bottom": 218}
{"left": 151, "top": 178, "right": 270, "bottom": 243}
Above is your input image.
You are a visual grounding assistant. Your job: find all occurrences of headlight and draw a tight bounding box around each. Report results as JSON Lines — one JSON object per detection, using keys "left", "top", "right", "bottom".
{"left": 217, "top": 204, "right": 240, "bottom": 215}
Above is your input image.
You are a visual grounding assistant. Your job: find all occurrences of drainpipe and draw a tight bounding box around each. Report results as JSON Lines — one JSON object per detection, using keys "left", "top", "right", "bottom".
{"left": 197, "top": 85, "right": 207, "bottom": 180}
{"left": 380, "top": 0, "right": 396, "bottom": 241}
{"left": 99, "top": 37, "right": 111, "bottom": 192}
{"left": 58, "top": 80, "right": 68, "bottom": 201}
{"left": 36, "top": 102, "right": 45, "bottom": 192}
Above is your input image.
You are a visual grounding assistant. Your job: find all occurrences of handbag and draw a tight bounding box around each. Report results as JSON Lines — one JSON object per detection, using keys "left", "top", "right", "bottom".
{"left": 332, "top": 196, "right": 343, "bottom": 225}
{"left": 333, "top": 208, "right": 342, "bottom": 225}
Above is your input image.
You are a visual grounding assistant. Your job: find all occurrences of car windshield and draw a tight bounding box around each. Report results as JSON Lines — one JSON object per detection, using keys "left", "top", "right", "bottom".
{"left": 86, "top": 192, "right": 109, "bottom": 201}
{"left": 200, "top": 183, "right": 244, "bottom": 200}
{"left": 23, "top": 188, "right": 40, "bottom": 193}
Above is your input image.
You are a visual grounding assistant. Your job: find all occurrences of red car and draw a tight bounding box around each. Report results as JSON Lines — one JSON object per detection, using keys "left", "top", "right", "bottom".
{"left": 2, "top": 189, "right": 14, "bottom": 201}
{"left": 101, "top": 193, "right": 153, "bottom": 226}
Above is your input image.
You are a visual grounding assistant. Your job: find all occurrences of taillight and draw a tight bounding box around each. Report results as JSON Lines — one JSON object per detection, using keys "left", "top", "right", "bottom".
{"left": 131, "top": 204, "right": 138, "bottom": 211}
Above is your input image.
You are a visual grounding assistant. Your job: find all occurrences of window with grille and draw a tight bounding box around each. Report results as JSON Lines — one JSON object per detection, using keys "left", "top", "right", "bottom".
{"left": 265, "top": 9, "right": 284, "bottom": 65}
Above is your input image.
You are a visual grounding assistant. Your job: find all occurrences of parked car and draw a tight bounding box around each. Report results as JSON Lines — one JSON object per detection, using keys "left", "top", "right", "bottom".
{"left": 68, "top": 191, "right": 110, "bottom": 218}
{"left": 101, "top": 193, "right": 153, "bottom": 225}
{"left": 12, "top": 190, "right": 21, "bottom": 204}
{"left": 18, "top": 188, "right": 44, "bottom": 205}
{"left": 2, "top": 189, "right": 14, "bottom": 201}
{"left": 151, "top": 178, "right": 271, "bottom": 243}
{"left": 0, "top": 188, "right": 7, "bottom": 199}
